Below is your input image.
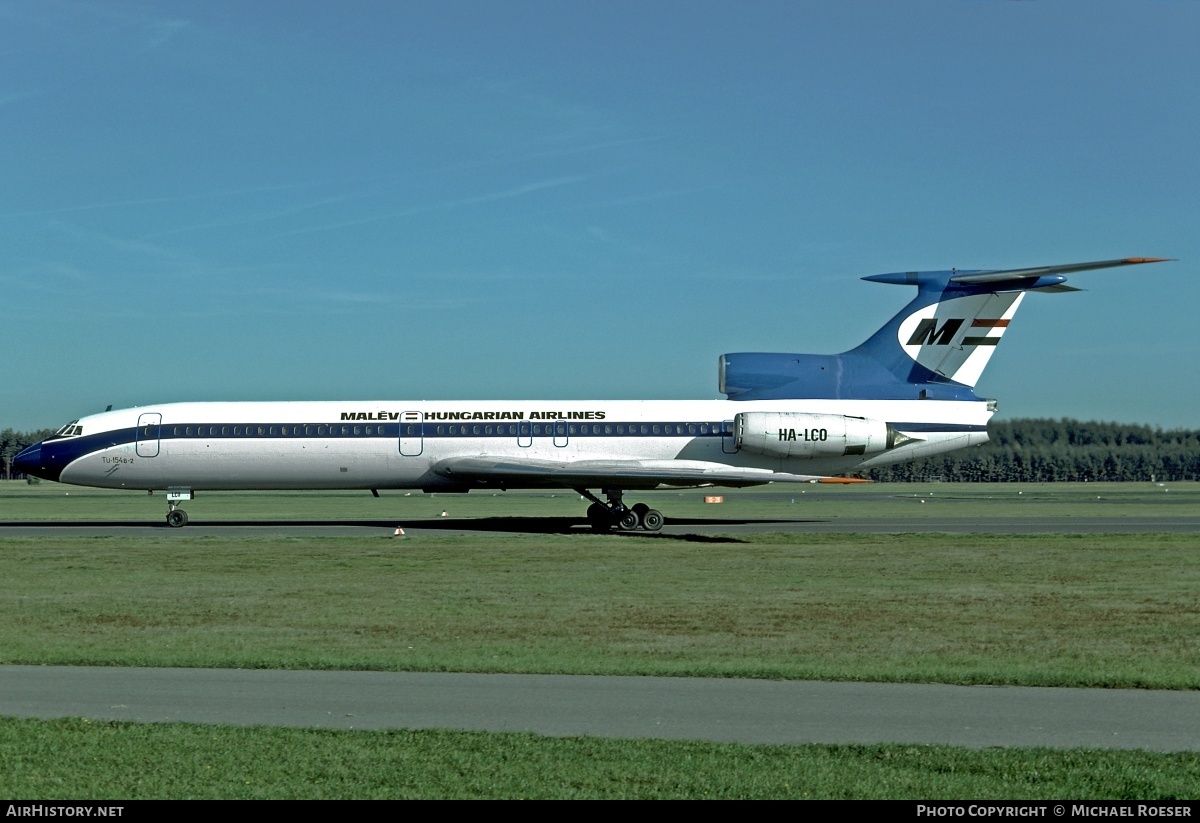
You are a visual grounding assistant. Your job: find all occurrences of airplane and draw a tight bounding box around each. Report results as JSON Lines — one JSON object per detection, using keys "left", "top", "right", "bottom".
{"left": 13, "top": 257, "right": 1169, "bottom": 531}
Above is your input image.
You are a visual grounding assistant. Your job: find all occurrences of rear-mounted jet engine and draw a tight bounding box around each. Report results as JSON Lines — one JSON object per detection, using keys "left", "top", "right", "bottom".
{"left": 734, "top": 412, "right": 913, "bottom": 458}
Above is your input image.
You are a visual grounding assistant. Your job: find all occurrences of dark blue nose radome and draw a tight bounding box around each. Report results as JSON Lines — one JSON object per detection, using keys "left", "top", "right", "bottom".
{"left": 13, "top": 442, "right": 58, "bottom": 482}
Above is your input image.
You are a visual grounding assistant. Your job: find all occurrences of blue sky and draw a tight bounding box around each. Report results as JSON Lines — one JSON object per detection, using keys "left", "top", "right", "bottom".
{"left": 3, "top": 0, "right": 1197, "bottom": 431}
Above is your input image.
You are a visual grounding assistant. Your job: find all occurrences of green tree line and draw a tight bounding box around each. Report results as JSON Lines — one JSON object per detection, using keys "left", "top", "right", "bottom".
{"left": 866, "top": 418, "right": 1200, "bottom": 482}
{"left": 3, "top": 419, "right": 1197, "bottom": 483}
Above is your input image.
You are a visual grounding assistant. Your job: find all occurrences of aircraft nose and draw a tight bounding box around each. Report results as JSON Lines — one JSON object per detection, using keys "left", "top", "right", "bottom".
{"left": 12, "top": 442, "right": 47, "bottom": 479}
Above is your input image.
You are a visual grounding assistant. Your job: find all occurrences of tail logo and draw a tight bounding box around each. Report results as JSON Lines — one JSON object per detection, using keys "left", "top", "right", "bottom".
{"left": 905, "top": 317, "right": 1011, "bottom": 347}
{"left": 906, "top": 318, "right": 963, "bottom": 346}
{"left": 897, "top": 292, "right": 1025, "bottom": 387}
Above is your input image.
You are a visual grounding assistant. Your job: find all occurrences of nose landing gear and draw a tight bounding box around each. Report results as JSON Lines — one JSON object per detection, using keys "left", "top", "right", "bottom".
{"left": 165, "top": 488, "right": 193, "bottom": 528}
{"left": 578, "top": 488, "right": 664, "bottom": 532}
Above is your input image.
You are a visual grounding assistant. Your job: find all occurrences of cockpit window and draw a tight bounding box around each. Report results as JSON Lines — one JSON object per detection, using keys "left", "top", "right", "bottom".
{"left": 52, "top": 420, "right": 83, "bottom": 438}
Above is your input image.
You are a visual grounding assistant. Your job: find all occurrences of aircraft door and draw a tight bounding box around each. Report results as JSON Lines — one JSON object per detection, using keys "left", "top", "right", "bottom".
{"left": 553, "top": 421, "right": 569, "bottom": 447}
{"left": 399, "top": 411, "right": 424, "bottom": 456}
{"left": 136, "top": 413, "right": 161, "bottom": 457}
{"left": 517, "top": 421, "right": 533, "bottom": 447}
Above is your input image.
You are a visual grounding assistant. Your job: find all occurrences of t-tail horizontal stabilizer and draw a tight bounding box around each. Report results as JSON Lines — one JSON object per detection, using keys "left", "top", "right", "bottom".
{"left": 719, "top": 257, "right": 1171, "bottom": 402}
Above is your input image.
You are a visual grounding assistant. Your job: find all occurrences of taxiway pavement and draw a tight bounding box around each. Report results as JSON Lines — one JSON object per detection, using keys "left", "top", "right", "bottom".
{"left": 3, "top": 513, "right": 1200, "bottom": 538}
{"left": 3, "top": 665, "right": 1198, "bottom": 751}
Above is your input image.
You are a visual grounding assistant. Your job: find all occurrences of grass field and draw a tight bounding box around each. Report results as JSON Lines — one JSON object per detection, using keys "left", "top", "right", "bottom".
{"left": 2, "top": 480, "right": 1198, "bottom": 798}
{"left": 2, "top": 479, "right": 1197, "bottom": 524}
{"left": 4, "top": 717, "right": 1198, "bottom": 800}
{"left": 2, "top": 532, "right": 1198, "bottom": 687}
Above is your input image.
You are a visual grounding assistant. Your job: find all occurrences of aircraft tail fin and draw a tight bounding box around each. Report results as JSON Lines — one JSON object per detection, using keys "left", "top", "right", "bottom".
{"left": 719, "top": 257, "right": 1170, "bottom": 401}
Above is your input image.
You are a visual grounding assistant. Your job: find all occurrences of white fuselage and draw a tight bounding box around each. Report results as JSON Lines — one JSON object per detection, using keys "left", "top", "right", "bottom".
{"left": 47, "top": 398, "right": 991, "bottom": 492}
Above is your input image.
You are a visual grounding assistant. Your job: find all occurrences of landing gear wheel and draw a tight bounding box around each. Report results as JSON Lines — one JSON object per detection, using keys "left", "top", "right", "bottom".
{"left": 587, "top": 503, "right": 612, "bottom": 532}
{"left": 577, "top": 488, "right": 667, "bottom": 534}
{"left": 166, "top": 509, "right": 188, "bottom": 528}
{"left": 641, "top": 509, "right": 664, "bottom": 532}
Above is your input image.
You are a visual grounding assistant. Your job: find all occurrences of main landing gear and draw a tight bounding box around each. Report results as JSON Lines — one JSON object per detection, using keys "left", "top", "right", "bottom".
{"left": 165, "top": 488, "right": 193, "bottom": 528}
{"left": 576, "top": 488, "right": 664, "bottom": 533}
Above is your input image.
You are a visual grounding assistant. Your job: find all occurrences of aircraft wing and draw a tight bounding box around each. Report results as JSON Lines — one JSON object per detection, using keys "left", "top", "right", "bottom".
{"left": 432, "top": 456, "right": 831, "bottom": 490}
